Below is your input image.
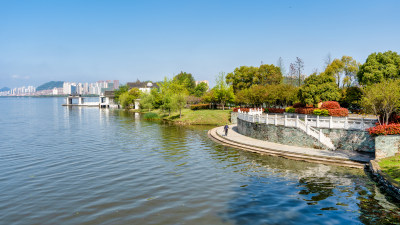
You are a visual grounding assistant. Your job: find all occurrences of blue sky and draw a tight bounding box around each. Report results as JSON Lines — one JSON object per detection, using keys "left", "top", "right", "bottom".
{"left": 1, "top": 0, "right": 399, "bottom": 88}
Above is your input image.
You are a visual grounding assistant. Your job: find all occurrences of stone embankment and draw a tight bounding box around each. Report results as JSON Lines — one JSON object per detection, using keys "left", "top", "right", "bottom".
{"left": 208, "top": 125, "right": 373, "bottom": 169}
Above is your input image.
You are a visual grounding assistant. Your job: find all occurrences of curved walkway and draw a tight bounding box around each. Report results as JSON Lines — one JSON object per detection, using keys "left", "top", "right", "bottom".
{"left": 208, "top": 125, "right": 374, "bottom": 169}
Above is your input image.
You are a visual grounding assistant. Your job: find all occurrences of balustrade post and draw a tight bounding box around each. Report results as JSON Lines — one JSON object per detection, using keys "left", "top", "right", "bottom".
{"left": 306, "top": 125, "right": 310, "bottom": 135}
{"left": 274, "top": 114, "right": 277, "bottom": 125}
{"left": 361, "top": 118, "right": 364, "bottom": 130}
{"left": 329, "top": 116, "right": 333, "bottom": 129}
{"left": 296, "top": 115, "right": 299, "bottom": 128}
{"left": 317, "top": 115, "right": 320, "bottom": 128}
{"left": 345, "top": 117, "right": 348, "bottom": 129}
{"left": 266, "top": 114, "right": 269, "bottom": 124}
{"left": 319, "top": 129, "right": 323, "bottom": 142}
{"left": 284, "top": 115, "right": 287, "bottom": 126}
{"left": 305, "top": 115, "right": 308, "bottom": 126}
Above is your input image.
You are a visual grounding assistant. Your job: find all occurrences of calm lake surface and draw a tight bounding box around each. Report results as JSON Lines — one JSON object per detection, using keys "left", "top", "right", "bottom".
{"left": 1, "top": 97, "right": 399, "bottom": 225}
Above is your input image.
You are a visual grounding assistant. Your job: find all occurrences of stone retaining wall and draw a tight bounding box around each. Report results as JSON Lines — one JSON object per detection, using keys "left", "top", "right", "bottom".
{"left": 375, "top": 135, "right": 400, "bottom": 159}
{"left": 238, "top": 118, "right": 375, "bottom": 152}
{"left": 368, "top": 160, "right": 400, "bottom": 201}
{"left": 238, "top": 119, "right": 327, "bottom": 149}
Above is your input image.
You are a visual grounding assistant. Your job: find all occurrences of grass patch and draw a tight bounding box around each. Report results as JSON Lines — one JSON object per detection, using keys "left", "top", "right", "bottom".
{"left": 160, "top": 109, "right": 231, "bottom": 126}
{"left": 143, "top": 112, "right": 159, "bottom": 120}
{"left": 378, "top": 154, "right": 400, "bottom": 183}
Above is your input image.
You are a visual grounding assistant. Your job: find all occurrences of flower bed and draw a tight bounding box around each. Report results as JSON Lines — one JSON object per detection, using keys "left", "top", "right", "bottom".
{"left": 368, "top": 123, "right": 400, "bottom": 136}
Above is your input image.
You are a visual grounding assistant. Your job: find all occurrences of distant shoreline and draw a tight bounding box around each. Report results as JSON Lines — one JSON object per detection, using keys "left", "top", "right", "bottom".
{"left": 0, "top": 95, "right": 100, "bottom": 98}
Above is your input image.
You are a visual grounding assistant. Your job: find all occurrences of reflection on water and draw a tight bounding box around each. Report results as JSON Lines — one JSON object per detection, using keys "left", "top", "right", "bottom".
{"left": 0, "top": 97, "right": 399, "bottom": 225}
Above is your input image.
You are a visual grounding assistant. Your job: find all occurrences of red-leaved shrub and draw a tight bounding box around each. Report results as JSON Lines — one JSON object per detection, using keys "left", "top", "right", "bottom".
{"left": 368, "top": 123, "right": 400, "bottom": 136}
{"left": 321, "top": 101, "right": 340, "bottom": 109}
{"left": 267, "top": 108, "right": 284, "bottom": 113}
{"left": 328, "top": 108, "right": 349, "bottom": 117}
{"left": 295, "top": 108, "right": 316, "bottom": 114}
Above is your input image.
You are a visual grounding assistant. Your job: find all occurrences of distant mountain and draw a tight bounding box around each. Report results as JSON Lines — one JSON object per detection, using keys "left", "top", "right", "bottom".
{"left": 36, "top": 81, "right": 64, "bottom": 91}
{"left": 0, "top": 87, "right": 10, "bottom": 92}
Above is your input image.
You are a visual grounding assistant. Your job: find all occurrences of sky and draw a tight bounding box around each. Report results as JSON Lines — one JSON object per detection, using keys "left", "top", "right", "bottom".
{"left": 0, "top": 0, "right": 399, "bottom": 88}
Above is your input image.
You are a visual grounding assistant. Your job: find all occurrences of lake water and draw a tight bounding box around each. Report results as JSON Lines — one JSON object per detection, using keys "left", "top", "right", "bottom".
{"left": 0, "top": 97, "right": 399, "bottom": 225}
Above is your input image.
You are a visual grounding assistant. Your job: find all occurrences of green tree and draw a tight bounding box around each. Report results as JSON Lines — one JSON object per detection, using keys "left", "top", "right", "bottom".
{"left": 139, "top": 92, "right": 154, "bottom": 112}
{"left": 340, "top": 86, "right": 362, "bottom": 109}
{"left": 226, "top": 64, "right": 282, "bottom": 93}
{"left": 361, "top": 80, "right": 400, "bottom": 125}
{"left": 325, "top": 56, "right": 360, "bottom": 88}
{"left": 214, "top": 72, "right": 235, "bottom": 110}
{"left": 202, "top": 90, "right": 217, "bottom": 105}
{"left": 357, "top": 51, "right": 400, "bottom": 86}
{"left": 158, "top": 77, "right": 188, "bottom": 116}
{"left": 114, "top": 85, "right": 129, "bottom": 102}
{"left": 298, "top": 72, "right": 340, "bottom": 105}
{"left": 193, "top": 82, "right": 208, "bottom": 97}
{"left": 119, "top": 87, "right": 141, "bottom": 109}
{"left": 173, "top": 71, "right": 196, "bottom": 94}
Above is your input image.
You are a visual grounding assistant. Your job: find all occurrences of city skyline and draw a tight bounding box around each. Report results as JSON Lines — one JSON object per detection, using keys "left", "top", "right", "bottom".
{"left": 1, "top": 0, "right": 400, "bottom": 88}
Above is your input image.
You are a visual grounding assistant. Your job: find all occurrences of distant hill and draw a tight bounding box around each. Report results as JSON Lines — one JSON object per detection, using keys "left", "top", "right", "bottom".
{"left": 0, "top": 87, "right": 10, "bottom": 92}
{"left": 36, "top": 81, "right": 64, "bottom": 91}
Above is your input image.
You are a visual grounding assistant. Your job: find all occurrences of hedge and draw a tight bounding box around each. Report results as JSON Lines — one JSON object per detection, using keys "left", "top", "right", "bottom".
{"left": 368, "top": 123, "right": 400, "bottom": 136}
{"left": 267, "top": 108, "right": 285, "bottom": 113}
{"left": 328, "top": 108, "right": 349, "bottom": 117}
{"left": 321, "top": 101, "right": 340, "bottom": 109}
{"left": 190, "top": 104, "right": 210, "bottom": 110}
{"left": 295, "top": 108, "right": 315, "bottom": 114}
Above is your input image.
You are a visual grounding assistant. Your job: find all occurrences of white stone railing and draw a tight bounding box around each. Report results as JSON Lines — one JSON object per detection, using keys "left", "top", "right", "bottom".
{"left": 238, "top": 112, "right": 376, "bottom": 131}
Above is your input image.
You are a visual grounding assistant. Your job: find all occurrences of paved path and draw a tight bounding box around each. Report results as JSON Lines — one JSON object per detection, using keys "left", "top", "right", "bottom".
{"left": 208, "top": 125, "right": 374, "bottom": 169}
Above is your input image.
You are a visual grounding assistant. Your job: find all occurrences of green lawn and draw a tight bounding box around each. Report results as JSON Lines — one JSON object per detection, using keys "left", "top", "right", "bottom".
{"left": 157, "top": 109, "right": 232, "bottom": 126}
{"left": 378, "top": 154, "right": 400, "bottom": 183}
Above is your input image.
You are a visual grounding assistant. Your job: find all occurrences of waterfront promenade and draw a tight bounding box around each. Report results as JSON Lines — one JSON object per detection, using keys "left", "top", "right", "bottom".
{"left": 208, "top": 125, "right": 373, "bottom": 169}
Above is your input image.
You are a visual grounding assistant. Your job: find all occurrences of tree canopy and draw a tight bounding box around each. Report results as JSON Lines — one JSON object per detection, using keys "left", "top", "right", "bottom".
{"left": 172, "top": 71, "right": 196, "bottom": 94}
{"left": 298, "top": 72, "right": 340, "bottom": 105}
{"left": 214, "top": 72, "right": 234, "bottom": 110}
{"left": 325, "top": 56, "right": 360, "bottom": 88}
{"left": 226, "top": 64, "right": 282, "bottom": 93}
{"left": 361, "top": 80, "right": 400, "bottom": 125}
{"left": 357, "top": 51, "right": 400, "bottom": 86}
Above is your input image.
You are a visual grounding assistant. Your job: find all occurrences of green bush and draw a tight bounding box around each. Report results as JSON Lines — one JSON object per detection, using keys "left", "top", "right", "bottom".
{"left": 313, "top": 109, "right": 329, "bottom": 116}
{"left": 313, "top": 109, "right": 322, "bottom": 115}
{"left": 143, "top": 112, "right": 159, "bottom": 120}
{"left": 321, "top": 109, "right": 329, "bottom": 116}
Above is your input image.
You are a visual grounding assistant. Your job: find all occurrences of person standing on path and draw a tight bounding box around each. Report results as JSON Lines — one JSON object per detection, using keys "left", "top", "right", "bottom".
{"left": 224, "top": 124, "right": 229, "bottom": 136}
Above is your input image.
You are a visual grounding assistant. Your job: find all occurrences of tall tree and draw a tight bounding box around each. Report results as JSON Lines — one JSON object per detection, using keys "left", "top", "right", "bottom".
{"left": 173, "top": 71, "right": 196, "bottom": 94}
{"left": 294, "top": 57, "right": 304, "bottom": 87}
{"left": 214, "top": 72, "right": 234, "bottom": 110}
{"left": 277, "top": 57, "right": 286, "bottom": 75}
{"left": 325, "top": 56, "right": 360, "bottom": 88}
{"left": 357, "top": 51, "right": 400, "bottom": 86}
